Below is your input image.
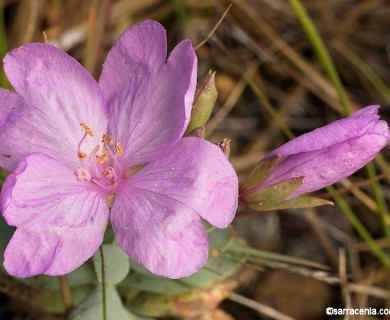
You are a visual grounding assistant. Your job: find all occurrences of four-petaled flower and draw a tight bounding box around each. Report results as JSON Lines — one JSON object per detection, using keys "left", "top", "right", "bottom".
{"left": 0, "top": 20, "right": 238, "bottom": 279}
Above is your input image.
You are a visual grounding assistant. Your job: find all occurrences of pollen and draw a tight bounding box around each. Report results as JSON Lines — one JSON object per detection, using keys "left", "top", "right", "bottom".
{"left": 78, "top": 151, "right": 87, "bottom": 160}
{"left": 98, "top": 150, "right": 110, "bottom": 164}
{"left": 80, "top": 122, "right": 94, "bottom": 137}
{"left": 102, "top": 134, "right": 113, "bottom": 145}
{"left": 115, "top": 141, "right": 123, "bottom": 156}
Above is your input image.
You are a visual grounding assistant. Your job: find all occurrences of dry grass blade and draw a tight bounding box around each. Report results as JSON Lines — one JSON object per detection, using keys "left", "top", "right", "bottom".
{"left": 194, "top": 4, "right": 232, "bottom": 51}
{"left": 229, "top": 292, "right": 298, "bottom": 320}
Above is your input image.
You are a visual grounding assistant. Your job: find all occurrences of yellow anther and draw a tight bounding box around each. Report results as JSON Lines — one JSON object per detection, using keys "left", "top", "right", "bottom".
{"left": 97, "top": 150, "right": 110, "bottom": 164}
{"left": 90, "top": 145, "right": 100, "bottom": 159}
{"left": 115, "top": 141, "right": 123, "bottom": 156}
{"left": 102, "top": 134, "right": 113, "bottom": 145}
{"left": 80, "top": 122, "right": 94, "bottom": 137}
{"left": 78, "top": 151, "right": 87, "bottom": 160}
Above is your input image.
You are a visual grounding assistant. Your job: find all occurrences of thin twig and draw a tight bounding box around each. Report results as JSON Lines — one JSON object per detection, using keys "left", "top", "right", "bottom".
{"left": 100, "top": 246, "right": 107, "bottom": 320}
{"left": 194, "top": 4, "right": 232, "bottom": 51}
{"left": 58, "top": 275, "right": 73, "bottom": 313}
{"left": 229, "top": 292, "right": 297, "bottom": 320}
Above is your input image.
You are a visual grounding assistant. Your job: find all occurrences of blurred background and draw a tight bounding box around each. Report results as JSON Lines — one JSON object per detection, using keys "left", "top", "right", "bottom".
{"left": 2, "top": 0, "right": 390, "bottom": 319}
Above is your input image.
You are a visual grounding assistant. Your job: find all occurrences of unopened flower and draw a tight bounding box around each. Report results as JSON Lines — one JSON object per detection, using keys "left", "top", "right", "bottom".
{"left": 0, "top": 20, "right": 238, "bottom": 279}
{"left": 240, "top": 106, "right": 390, "bottom": 205}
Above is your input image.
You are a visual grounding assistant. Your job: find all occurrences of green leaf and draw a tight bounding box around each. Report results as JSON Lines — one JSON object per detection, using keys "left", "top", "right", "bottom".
{"left": 69, "top": 284, "right": 141, "bottom": 320}
{"left": 121, "top": 270, "right": 191, "bottom": 295}
{"left": 208, "top": 226, "right": 235, "bottom": 254}
{"left": 120, "top": 235, "right": 245, "bottom": 295}
{"left": 93, "top": 243, "right": 130, "bottom": 285}
{"left": 239, "top": 156, "right": 281, "bottom": 192}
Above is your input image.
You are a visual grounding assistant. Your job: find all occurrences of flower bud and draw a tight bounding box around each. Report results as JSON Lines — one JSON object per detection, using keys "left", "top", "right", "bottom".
{"left": 186, "top": 70, "right": 217, "bottom": 133}
{"left": 240, "top": 106, "right": 390, "bottom": 209}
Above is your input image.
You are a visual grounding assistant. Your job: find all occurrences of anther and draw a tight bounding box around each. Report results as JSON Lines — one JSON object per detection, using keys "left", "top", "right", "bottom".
{"left": 98, "top": 150, "right": 110, "bottom": 164}
{"left": 102, "top": 134, "right": 113, "bottom": 146}
{"left": 115, "top": 142, "right": 123, "bottom": 156}
{"left": 78, "top": 151, "right": 87, "bottom": 160}
{"left": 80, "top": 122, "right": 94, "bottom": 137}
{"left": 90, "top": 145, "right": 100, "bottom": 159}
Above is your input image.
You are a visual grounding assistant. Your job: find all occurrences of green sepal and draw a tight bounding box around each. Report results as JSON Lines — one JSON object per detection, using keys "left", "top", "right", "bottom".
{"left": 242, "top": 176, "right": 304, "bottom": 207}
{"left": 254, "top": 196, "right": 334, "bottom": 211}
{"left": 186, "top": 70, "right": 217, "bottom": 133}
{"left": 239, "top": 156, "right": 281, "bottom": 192}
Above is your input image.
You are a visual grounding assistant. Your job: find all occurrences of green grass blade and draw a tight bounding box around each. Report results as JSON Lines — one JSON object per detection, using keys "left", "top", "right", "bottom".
{"left": 288, "top": 0, "right": 351, "bottom": 115}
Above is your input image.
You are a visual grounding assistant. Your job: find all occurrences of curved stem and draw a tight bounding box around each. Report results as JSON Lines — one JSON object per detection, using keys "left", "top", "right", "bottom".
{"left": 99, "top": 246, "right": 107, "bottom": 320}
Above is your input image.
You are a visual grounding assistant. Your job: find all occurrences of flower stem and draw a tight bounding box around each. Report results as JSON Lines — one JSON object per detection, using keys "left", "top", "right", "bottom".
{"left": 58, "top": 275, "right": 73, "bottom": 313}
{"left": 99, "top": 246, "right": 107, "bottom": 320}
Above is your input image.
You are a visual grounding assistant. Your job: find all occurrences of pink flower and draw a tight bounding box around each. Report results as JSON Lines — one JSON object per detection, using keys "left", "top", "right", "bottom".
{"left": 0, "top": 20, "right": 238, "bottom": 279}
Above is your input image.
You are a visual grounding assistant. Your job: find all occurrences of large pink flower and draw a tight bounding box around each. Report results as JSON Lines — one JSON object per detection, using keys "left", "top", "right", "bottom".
{"left": 0, "top": 20, "right": 238, "bottom": 279}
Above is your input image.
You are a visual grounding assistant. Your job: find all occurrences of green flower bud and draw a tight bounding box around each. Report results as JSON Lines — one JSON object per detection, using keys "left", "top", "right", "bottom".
{"left": 186, "top": 70, "right": 217, "bottom": 133}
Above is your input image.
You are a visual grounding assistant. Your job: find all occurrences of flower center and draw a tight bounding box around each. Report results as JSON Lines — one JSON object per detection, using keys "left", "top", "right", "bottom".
{"left": 74, "top": 122, "right": 124, "bottom": 192}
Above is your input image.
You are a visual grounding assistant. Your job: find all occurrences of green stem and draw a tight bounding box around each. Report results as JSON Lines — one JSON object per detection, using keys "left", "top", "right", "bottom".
{"left": 99, "top": 246, "right": 107, "bottom": 320}
{"left": 58, "top": 275, "right": 73, "bottom": 313}
{"left": 288, "top": 0, "right": 351, "bottom": 115}
{"left": 365, "top": 163, "right": 390, "bottom": 251}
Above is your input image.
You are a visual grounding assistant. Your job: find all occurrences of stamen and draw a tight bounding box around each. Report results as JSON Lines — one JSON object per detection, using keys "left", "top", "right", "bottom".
{"left": 80, "top": 122, "right": 94, "bottom": 137}
{"left": 98, "top": 150, "right": 110, "bottom": 164}
{"left": 78, "top": 151, "right": 87, "bottom": 160}
{"left": 102, "top": 134, "right": 113, "bottom": 146}
{"left": 115, "top": 141, "right": 123, "bottom": 156}
{"left": 89, "top": 145, "right": 100, "bottom": 159}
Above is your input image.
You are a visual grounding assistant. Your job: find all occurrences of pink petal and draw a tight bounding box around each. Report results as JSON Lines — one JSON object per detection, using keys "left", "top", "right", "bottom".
{"left": 128, "top": 137, "right": 238, "bottom": 227}
{"left": 1, "top": 43, "right": 108, "bottom": 171}
{"left": 267, "top": 105, "right": 381, "bottom": 157}
{"left": 111, "top": 185, "right": 208, "bottom": 279}
{"left": 105, "top": 38, "right": 197, "bottom": 168}
{"left": 1, "top": 153, "right": 109, "bottom": 277}
{"left": 110, "top": 137, "right": 238, "bottom": 278}
{"left": 99, "top": 20, "right": 167, "bottom": 100}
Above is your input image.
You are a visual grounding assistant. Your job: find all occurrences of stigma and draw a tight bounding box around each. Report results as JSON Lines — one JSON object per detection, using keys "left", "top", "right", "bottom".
{"left": 74, "top": 122, "right": 125, "bottom": 191}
